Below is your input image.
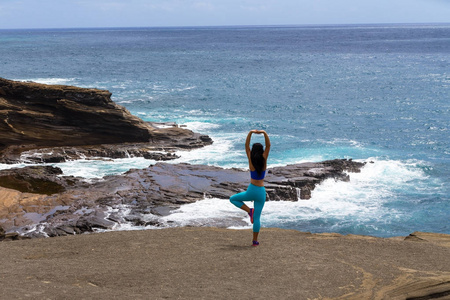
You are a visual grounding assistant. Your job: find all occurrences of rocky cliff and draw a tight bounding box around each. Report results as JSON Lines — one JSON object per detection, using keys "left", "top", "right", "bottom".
{"left": 0, "top": 78, "right": 212, "bottom": 163}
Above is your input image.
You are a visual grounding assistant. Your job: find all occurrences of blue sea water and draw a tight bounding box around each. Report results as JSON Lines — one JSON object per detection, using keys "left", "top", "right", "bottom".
{"left": 1, "top": 24, "right": 449, "bottom": 237}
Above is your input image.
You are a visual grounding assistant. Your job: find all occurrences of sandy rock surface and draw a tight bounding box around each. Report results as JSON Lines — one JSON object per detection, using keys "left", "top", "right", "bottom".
{"left": 0, "top": 228, "right": 449, "bottom": 299}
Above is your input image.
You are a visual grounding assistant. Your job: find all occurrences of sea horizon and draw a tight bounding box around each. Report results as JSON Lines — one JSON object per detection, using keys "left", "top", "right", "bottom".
{"left": 1, "top": 21, "right": 450, "bottom": 32}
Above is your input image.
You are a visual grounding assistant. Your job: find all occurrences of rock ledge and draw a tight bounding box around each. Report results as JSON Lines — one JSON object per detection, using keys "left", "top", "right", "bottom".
{"left": 0, "top": 78, "right": 212, "bottom": 163}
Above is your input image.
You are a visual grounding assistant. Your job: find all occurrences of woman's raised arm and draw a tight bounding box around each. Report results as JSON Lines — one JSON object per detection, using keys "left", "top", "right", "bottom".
{"left": 245, "top": 130, "right": 257, "bottom": 158}
{"left": 260, "top": 130, "right": 271, "bottom": 159}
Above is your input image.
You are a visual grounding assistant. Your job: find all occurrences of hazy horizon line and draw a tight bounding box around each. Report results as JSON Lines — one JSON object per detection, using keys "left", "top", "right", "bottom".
{"left": 1, "top": 22, "right": 450, "bottom": 31}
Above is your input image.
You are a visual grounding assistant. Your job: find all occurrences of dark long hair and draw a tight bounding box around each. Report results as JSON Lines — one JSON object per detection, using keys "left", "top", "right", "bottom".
{"left": 251, "top": 143, "right": 265, "bottom": 175}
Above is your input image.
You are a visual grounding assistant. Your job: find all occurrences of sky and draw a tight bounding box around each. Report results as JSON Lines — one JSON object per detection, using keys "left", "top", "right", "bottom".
{"left": 0, "top": 0, "right": 449, "bottom": 29}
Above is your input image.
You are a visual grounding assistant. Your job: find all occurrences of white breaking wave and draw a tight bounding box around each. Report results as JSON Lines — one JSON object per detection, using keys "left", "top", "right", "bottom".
{"left": 173, "top": 130, "right": 245, "bottom": 168}
{"left": 14, "top": 78, "right": 77, "bottom": 85}
{"left": 0, "top": 157, "right": 155, "bottom": 179}
{"left": 55, "top": 157, "right": 153, "bottom": 179}
{"left": 0, "top": 162, "right": 34, "bottom": 171}
{"left": 154, "top": 158, "right": 429, "bottom": 233}
{"left": 161, "top": 198, "right": 248, "bottom": 228}
{"left": 183, "top": 121, "right": 221, "bottom": 132}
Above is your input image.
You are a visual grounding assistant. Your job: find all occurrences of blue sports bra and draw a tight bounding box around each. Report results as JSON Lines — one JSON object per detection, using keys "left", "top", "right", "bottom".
{"left": 250, "top": 170, "right": 266, "bottom": 180}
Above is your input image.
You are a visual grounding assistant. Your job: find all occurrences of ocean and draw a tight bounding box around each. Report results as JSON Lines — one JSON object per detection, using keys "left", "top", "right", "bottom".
{"left": 0, "top": 24, "right": 449, "bottom": 237}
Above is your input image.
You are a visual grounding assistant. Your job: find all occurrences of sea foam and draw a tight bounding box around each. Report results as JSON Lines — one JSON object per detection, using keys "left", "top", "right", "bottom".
{"left": 14, "top": 78, "right": 76, "bottom": 85}
{"left": 156, "top": 158, "right": 432, "bottom": 236}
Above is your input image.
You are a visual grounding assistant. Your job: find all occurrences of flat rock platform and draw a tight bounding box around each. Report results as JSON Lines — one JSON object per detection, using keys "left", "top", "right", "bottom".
{"left": 1, "top": 228, "right": 449, "bottom": 299}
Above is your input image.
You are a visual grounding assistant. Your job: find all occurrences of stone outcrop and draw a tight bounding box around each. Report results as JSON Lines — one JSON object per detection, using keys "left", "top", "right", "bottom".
{"left": 0, "top": 165, "right": 81, "bottom": 194}
{"left": 0, "top": 159, "right": 365, "bottom": 238}
{"left": 0, "top": 78, "right": 212, "bottom": 163}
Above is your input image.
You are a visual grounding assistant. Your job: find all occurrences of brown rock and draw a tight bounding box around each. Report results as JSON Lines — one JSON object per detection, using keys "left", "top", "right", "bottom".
{"left": 0, "top": 166, "right": 67, "bottom": 194}
{"left": 0, "top": 78, "right": 148, "bottom": 147}
{"left": 405, "top": 231, "right": 450, "bottom": 248}
{"left": 0, "top": 78, "right": 212, "bottom": 163}
{"left": 0, "top": 186, "right": 67, "bottom": 232}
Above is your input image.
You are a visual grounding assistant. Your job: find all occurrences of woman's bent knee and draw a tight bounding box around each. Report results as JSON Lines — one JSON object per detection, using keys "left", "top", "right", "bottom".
{"left": 230, "top": 198, "right": 243, "bottom": 208}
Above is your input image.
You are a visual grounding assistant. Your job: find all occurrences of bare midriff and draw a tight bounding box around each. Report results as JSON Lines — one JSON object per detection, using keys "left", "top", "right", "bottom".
{"left": 251, "top": 178, "right": 264, "bottom": 187}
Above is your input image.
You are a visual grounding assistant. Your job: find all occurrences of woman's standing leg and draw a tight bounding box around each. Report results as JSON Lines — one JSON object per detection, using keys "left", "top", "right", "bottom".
{"left": 230, "top": 185, "right": 266, "bottom": 244}
{"left": 252, "top": 187, "right": 266, "bottom": 243}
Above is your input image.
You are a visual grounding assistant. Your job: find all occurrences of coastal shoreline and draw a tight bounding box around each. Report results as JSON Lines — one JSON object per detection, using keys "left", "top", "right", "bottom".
{"left": 1, "top": 227, "right": 449, "bottom": 299}
{"left": 1, "top": 78, "right": 449, "bottom": 298}
{"left": 0, "top": 78, "right": 367, "bottom": 241}
{"left": 0, "top": 159, "right": 366, "bottom": 239}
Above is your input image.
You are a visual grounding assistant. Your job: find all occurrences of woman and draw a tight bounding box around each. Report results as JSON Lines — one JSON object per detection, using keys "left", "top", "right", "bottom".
{"left": 230, "top": 129, "right": 271, "bottom": 246}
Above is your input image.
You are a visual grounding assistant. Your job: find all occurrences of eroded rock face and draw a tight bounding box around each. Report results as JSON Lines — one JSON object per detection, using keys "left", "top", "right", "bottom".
{"left": 0, "top": 78, "right": 212, "bottom": 163}
{"left": 0, "top": 78, "right": 149, "bottom": 148}
{"left": 0, "top": 159, "right": 365, "bottom": 238}
{"left": 0, "top": 165, "right": 80, "bottom": 195}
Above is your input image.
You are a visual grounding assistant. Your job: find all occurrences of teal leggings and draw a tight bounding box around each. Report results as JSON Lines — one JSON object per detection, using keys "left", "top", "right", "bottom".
{"left": 230, "top": 184, "right": 266, "bottom": 232}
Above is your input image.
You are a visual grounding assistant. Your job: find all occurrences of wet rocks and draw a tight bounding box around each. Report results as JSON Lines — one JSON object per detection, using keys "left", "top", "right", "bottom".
{"left": 0, "top": 225, "right": 30, "bottom": 241}
{"left": 0, "top": 165, "right": 80, "bottom": 195}
{"left": 266, "top": 159, "right": 364, "bottom": 199}
{"left": 0, "top": 159, "right": 365, "bottom": 239}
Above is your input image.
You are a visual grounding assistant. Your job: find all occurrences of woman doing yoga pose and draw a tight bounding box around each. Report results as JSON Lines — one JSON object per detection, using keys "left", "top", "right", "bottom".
{"left": 230, "top": 129, "right": 271, "bottom": 246}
